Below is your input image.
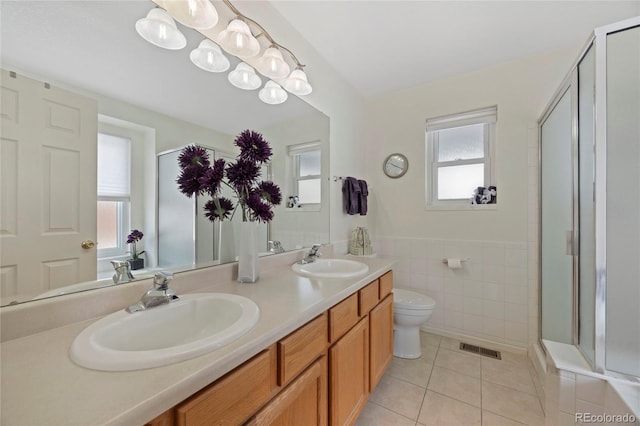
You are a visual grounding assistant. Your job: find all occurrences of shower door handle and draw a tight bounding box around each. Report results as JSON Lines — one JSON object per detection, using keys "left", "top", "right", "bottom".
{"left": 565, "top": 231, "right": 574, "bottom": 256}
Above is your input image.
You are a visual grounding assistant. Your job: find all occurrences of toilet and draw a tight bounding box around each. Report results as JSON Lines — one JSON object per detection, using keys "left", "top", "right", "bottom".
{"left": 392, "top": 288, "right": 436, "bottom": 359}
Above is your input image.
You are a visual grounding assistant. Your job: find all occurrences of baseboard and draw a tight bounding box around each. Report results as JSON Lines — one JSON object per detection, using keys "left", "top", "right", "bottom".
{"left": 420, "top": 325, "right": 527, "bottom": 355}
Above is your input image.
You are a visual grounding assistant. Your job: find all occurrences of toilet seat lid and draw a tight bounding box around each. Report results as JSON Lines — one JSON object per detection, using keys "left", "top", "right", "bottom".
{"left": 393, "top": 288, "right": 436, "bottom": 310}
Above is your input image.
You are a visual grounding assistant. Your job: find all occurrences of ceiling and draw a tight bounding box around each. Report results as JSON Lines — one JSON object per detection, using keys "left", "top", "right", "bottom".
{"left": 1, "top": 1, "right": 638, "bottom": 134}
{"left": 270, "top": 1, "right": 640, "bottom": 99}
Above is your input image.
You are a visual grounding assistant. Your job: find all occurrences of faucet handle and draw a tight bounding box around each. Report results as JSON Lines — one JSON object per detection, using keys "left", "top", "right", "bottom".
{"left": 153, "top": 271, "right": 174, "bottom": 290}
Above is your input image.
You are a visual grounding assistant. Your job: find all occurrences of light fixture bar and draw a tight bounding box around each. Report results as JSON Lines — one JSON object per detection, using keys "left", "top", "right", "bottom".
{"left": 220, "top": 0, "right": 306, "bottom": 69}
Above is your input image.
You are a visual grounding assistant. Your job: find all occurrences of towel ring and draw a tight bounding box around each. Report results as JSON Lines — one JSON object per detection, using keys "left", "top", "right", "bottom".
{"left": 383, "top": 153, "right": 408, "bottom": 178}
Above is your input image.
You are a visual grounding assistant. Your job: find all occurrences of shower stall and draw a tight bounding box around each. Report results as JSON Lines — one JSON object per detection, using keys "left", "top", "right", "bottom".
{"left": 539, "top": 17, "right": 639, "bottom": 380}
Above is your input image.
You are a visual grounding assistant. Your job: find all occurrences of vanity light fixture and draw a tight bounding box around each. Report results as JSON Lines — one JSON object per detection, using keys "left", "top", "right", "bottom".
{"left": 217, "top": 18, "right": 261, "bottom": 57}
{"left": 228, "top": 62, "right": 262, "bottom": 90}
{"left": 190, "top": 39, "right": 230, "bottom": 72}
{"left": 135, "top": 8, "right": 187, "bottom": 50}
{"left": 256, "top": 46, "right": 291, "bottom": 79}
{"left": 258, "top": 80, "right": 288, "bottom": 105}
{"left": 136, "top": 0, "right": 313, "bottom": 104}
{"left": 161, "top": 0, "right": 218, "bottom": 30}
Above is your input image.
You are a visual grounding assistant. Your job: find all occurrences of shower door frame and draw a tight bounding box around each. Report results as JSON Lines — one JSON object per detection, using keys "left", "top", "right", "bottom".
{"left": 538, "top": 16, "right": 640, "bottom": 381}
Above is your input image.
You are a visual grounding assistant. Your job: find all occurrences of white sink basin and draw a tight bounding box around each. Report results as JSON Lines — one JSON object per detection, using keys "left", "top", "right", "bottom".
{"left": 70, "top": 293, "right": 259, "bottom": 371}
{"left": 291, "top": 259, "right": 369, "bottom": 278}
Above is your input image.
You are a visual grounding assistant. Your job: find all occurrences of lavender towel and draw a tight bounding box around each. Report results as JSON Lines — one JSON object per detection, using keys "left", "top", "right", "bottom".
{"left": 342, "top": 177, "right": 361, "bottom": 215}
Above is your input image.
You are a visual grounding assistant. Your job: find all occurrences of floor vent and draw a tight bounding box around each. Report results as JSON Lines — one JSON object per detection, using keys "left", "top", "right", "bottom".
{"left": 459, "top": 342, "right": 502, "bottom": 360}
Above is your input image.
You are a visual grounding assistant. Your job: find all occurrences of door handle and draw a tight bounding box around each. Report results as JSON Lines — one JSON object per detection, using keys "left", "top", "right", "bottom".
{"left": 565, "top": 231, "right": 574, "bottom": 256}
{"left": 81, "top": 240, "right": 96, "bottom": 250}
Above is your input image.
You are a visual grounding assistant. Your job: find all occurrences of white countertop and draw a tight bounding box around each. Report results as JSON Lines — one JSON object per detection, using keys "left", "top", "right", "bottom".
{"left": 0, "top": 256, "right": 394, "bottom": 425}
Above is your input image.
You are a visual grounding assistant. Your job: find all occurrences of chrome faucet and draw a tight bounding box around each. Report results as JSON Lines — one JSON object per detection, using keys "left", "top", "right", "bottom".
{"left": 126, "top": 271, "right": 179, "bottom": 313}
{"left": 111, "top": 260, "right": 134, "bottom": 284}
{"left": 268, "top": 240, "right": 285, "bottom": 254}
{"left": 299, "top": 244, "right": 323, "bottom": 264}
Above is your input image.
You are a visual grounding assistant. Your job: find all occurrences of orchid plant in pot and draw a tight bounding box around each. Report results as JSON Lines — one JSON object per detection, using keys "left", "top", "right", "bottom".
{"left": 127, "top": 229, "right": 145, "bottom": 270}
{"left": 176, "top": 130, "right": 282, "bottom": 282}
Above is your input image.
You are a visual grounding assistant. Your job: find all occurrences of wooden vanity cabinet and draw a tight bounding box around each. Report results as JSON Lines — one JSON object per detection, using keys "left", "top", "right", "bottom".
{"left": 329, "top": 317, "right": 369, "bottom": 426}
{"left": 146, "top": 270, "right": 394, "bottom": 426}
{"left": 369, "top": 294, "right": 393, "bottom": 391}
{"left": 248, "top": 356, "right": 327, "bottom": 426}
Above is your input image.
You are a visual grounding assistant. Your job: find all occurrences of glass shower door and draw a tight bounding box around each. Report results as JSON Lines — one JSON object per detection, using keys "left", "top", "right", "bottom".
{"left": 540, "top": 88, "right": 574, "bottom": 344}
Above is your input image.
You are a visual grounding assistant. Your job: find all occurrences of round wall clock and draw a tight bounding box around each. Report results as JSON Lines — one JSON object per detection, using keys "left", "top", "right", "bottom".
{"left": 383, "top": 153, "right": 408, "bottom": 178}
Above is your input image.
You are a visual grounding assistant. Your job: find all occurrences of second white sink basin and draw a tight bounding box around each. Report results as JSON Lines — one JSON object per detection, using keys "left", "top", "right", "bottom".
{"left": 292, "top": 258, "right": 369, "bottom": 278}
{"left": 70, "top": 293, "right": 259, "bottom": 371}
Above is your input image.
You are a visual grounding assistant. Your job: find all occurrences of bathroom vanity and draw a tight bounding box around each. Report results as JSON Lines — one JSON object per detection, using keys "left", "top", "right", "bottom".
{"left": 0, "top": 252, "right": 394, "bottom": 425}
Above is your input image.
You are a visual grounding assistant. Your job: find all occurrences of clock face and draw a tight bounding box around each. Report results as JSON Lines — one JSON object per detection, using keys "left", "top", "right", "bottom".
{"left": 383, "top": 154, "right": 408, "bottom": 178}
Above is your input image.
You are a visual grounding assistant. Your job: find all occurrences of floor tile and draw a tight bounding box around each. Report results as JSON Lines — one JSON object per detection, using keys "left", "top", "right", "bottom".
{"left": 481, "top": 357, "right": 537, "bottom": 395}
{"left": 419, "top": 342, "right": 439, "bottom": 364}
{"left": 418, "top": 390, "right": 482, "bottom": 425}
{"left": 427, "top": 365, "right": 481, "bottom": 407}
{"left": 435, "top": 347, "right": 481, "bottom": 378}
{"left": 482, "top": 410, "right": 527, "bottom": 425}
{"left": 482, "top": 381, "right": 545, "bottom": 425}
{"left": 369, "top": 374, "right": 426, "bottom": 420}
{"left": 386, "top": 356, "right": 433, "bottom": 388}
{"left": 439, "top": 336, "right": 461, "bottom": 351}
{"left": 355, "top": 401, "right": 416, "bottom": 426}
{"left": 420, "top": 331, "right": 442, "bottom": 348}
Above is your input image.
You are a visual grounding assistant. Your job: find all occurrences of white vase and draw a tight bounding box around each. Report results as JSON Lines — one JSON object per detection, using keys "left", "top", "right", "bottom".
{"left": 218, "top": 221, "right": 236, "bottom": 264}
{"left": 237, "top": 221, "right": 259, "bottom": 283}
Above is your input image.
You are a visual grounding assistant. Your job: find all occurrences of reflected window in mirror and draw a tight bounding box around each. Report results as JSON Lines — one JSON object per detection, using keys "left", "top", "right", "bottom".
{"left": 288, "top": 141, "right": 321, "bottom": 208}
{"left": 97, "top": 132, "right": 131, "bottom": 262}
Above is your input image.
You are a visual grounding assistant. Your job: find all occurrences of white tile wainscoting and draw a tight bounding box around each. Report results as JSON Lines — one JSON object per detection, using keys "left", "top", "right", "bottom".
{"left": 373, "top": 237, "right": 532, "bottom": 352}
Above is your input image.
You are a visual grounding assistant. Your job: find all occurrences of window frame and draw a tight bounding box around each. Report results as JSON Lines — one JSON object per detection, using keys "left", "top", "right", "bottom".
{"left": 288, "top": 141, "right": 322, "bottom": 209}
{"left": 425, "top": 106, "right": 497, "bottom": 208}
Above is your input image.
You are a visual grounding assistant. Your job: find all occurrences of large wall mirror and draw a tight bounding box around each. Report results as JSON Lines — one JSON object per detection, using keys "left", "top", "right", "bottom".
{"left": 0, "top": 1, "right": 330, "bottom": 306}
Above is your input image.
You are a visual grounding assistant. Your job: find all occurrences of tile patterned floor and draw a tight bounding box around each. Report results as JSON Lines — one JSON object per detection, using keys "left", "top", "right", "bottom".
{"left": 355, "top": 332, "right": 545, "bottom": 426}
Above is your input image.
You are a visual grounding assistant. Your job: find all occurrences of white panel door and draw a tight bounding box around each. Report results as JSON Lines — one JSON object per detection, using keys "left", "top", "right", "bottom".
{"left": 0, "top": 69, "right": 97, "bottom": 301}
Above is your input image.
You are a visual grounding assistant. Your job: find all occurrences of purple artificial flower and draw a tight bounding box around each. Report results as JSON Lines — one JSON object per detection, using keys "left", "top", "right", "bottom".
{"left": 198, "top": 159, "right": 225, "bottom": 195}
{"left": 246, "top": 192, "right": 273, "bottom": 223}
{"left": 176, "top": 165, "right": 206, "bottom": 197}
{"left": 235, "top": 130, "right": 272, "bottom": 164}
{"left": 226, "top": 158, "right": 261, "bottom": 189}
{"left": 126, "top": 229, "right": 144, "bottom": 244}
{"left": 178, "top": 145, "right": 210, "bottom": 169}
{"left": 257, "top": 181, "right": 282, "bottom": 206}
{"left": 204, "top": 197, "right": 234, "bottom": 221}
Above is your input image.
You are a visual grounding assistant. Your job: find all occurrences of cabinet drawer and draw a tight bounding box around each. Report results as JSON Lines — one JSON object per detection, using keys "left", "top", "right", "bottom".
{"left": 358, "top": 280, "right": 379, "bottom": 316}
{"left": 176, "top": 346, "right": 275, "bottom": 426}
{"left": 329, "top": 293, "right": 359, "bottom": 343}
{"left": 278, "top": 313, "right": 327, "bottom": 386}
{"left": 379, "top": 271, "right": 393, "bottom": 299}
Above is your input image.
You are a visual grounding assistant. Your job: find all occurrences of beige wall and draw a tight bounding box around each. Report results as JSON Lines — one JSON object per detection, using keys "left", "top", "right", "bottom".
{"left": 364, "top": 47, "right": 578, "bottom": 243}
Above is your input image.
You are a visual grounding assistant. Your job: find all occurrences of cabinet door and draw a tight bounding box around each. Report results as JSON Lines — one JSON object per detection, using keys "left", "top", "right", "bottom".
{"left": 369, "top": 294, "right": 393, "bottom": 391}
{"left": 248, "top": 357, "right": 327, "bottom": 426}
{"left": 329, "top": 317, "right": 369, "bottom": 426}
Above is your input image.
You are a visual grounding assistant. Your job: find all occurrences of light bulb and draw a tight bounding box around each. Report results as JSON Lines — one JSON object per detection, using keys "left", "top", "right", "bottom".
{"left": 228, "top": 62, "right": 262, "bottom": 90}
{"left": 135, "top": 8, "right": 186, "bottom": 50}
{"left": 217, "top": 19, "right": 260, "bottom": 57}
{"left": 190, "top": 39, "right": 230, "bottom": 73}
{"left": 256, "top": 47, "right": 290, "bottom": 79}
{"left": 283, "top": 68, "right": 312, "bottom": 95}
{"left": 259, "top": 80, "right": 288, "bottom": 105}
{"left": 160, "top": 0, "right": 218, "bottom": 29}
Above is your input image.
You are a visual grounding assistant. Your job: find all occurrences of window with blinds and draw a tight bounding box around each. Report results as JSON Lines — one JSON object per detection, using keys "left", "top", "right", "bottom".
{"left": 288, "top": 141, "right": 321, "bottom": 206}
{"left": 425, "top": 106, "right": 497, "bottom": 206}
{"left": 97, "top": 133, "right": 131, "bottom": 257}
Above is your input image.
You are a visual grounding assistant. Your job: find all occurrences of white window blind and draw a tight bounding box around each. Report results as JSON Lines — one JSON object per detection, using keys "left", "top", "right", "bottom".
{"left": 97, "top": 133, "right": 131, "bottom": 197}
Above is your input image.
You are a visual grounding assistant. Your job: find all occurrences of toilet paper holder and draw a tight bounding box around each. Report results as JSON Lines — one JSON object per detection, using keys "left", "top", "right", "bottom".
{"left": 441, "top": 258, "right": 470, "bottom": 265}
